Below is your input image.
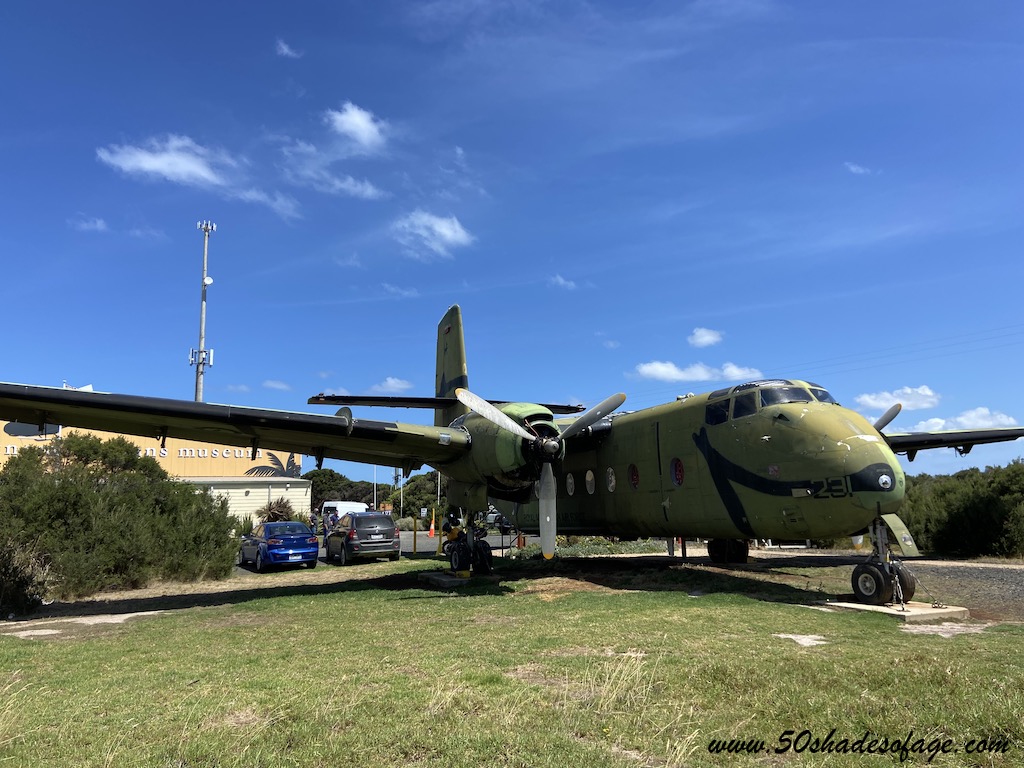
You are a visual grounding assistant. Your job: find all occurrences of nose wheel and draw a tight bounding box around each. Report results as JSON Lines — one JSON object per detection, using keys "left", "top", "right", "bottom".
{"left": 852, "top": 518, "right": 917, "bottom": 606}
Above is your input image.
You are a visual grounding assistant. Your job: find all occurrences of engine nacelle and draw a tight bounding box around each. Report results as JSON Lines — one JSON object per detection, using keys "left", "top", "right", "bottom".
{"left": 443, "top": 403, "right": 561, "bottom": 499}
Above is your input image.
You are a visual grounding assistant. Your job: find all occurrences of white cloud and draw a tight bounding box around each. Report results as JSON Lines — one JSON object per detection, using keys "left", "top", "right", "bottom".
{"left": 69, "top": 216, "right": 107, "bottom": 232}
{"left": 369, "top": 377, "right": 413, "bottom": 394}
{"left": 320, "top": 387, "right": 350, "bottom": 396}
{"left": 382, "top": 283, "right": 419, "bottom": 298}
{"left": 233, "top": 188, "right": 301, "bottom": 219}
{"left": 688, "top": 327, "right": 722, "bottom": 347}
{"left": 281, "top": 140, "right": 386, "bottom": 200}
{"left": 392, "top": 209, "right": 474, "bottom": 259}
{"left": 324, "top": 102, "right": 387, "bottom": 153}
{"left": 635, "top": 360, "right": 762, "bottom": 383}
{"left": 603, "top": 339, "right": 620, "bottom": 350}
{"left": 97, "top": 135, "right": 234, "bottom": 187}
{"left": 549, "top": 274, "right": 576, "bottom": 290}
{"left": 226, "top": 384, "right": 251, "bottom": 394}
{"left": 844, "top": 161, "right": 874, "bottom": 175}
{"left": 98, "top": 134, "right": 299, "bottom": 218}
{"left": 856, "top": 385, "right": 939, "bottom": 412}
{"left": 263, "top": 380, "right": 292, "bottom": 391}
{"left": 907, "top": 407, "right": 1017, "bottom": 431}
{"left": 276, "top": 39, "right": 302, "bottom": 58}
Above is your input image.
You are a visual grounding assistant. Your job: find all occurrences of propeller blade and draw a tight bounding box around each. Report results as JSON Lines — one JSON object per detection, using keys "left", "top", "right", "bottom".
{"left": 455, "top": 388, "right": 534, "bottom": 441}
{"left": 539, "top": 463, "right": 557, "bottom": 559}
{"left": 874, "top": 403, "right": 902, "bottom": 432}
{"left": 557, "top": 392, "right": 626, "bottom": 441}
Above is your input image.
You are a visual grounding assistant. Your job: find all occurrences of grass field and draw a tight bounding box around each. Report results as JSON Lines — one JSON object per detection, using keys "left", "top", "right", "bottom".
{"left": 1, "top": 555, "right": 1021, "bottom": 767}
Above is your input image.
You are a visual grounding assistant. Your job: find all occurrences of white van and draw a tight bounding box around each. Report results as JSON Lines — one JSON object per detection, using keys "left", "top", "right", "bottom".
{"left": 321, "top": 501, "right": 369, "bottom": 518}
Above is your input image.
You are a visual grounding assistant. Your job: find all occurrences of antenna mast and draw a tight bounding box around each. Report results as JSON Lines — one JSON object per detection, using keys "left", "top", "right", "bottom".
{"left": 190, "top": 220, "right": 216, "bottom": 401}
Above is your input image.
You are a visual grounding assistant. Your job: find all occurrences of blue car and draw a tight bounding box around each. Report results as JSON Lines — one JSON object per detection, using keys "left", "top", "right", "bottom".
{"left": 238, "top": 522, "right": 320, "bottom": 572}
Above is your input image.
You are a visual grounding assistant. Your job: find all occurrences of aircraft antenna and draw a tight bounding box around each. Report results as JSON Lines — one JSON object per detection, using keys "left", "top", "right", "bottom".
{"left": 191, "top": 220, "right": 217, "bottom": 401}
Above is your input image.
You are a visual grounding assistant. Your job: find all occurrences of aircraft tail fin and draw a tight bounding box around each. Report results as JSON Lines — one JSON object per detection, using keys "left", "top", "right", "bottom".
{"left": 435, "top": 305, "right": 469, "bottom": 427}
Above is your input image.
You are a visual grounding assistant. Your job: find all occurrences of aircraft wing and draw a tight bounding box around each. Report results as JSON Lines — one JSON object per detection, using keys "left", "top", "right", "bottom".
{"left": 884, "top": 427, "right": 1024, "bottom": 459}
{"left": 0, "top": 383, "right": 470, "bottom": 471}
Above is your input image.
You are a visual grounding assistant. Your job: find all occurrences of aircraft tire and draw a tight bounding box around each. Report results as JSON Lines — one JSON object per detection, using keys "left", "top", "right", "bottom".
{"left": 474, "top": 540, "right": 493, "bottom": 574}
{"left": 727, "top": 540, "right": 749, "bottom": 563}
{"left": 707, "top": 539, "right": 729, "bottom": 563}
{"left": 892, "top": 563, "right": 916, "bottom": 603}
{"left": 852, "top": 563, "right": 893, "bottom": 605}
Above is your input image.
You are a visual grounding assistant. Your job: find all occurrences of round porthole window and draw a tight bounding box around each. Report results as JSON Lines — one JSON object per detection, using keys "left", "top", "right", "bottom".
{"left": 585, "top": 470, "right": 596, "bottom": 494}
{"left": 606, "top": 467, "right": 616, "bottom": 492}
{"left": 628, "top": 464, "right": 639, "bottom": 489}
{"left": 566, "top": 473, "right": 576, "bottom": 496}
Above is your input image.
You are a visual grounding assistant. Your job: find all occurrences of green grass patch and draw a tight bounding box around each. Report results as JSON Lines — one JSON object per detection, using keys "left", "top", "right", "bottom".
{"left": 1, "top": 557, "right": 1021, "bottom": 766}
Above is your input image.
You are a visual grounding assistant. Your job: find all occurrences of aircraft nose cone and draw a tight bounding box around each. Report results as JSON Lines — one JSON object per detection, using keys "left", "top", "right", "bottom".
{"left": 845, "top": 439, "right": 904, "bottom": 513}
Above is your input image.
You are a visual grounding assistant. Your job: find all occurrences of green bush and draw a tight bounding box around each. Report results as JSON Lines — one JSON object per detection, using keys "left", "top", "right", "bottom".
{"left": 0, "top": 539, "right": 49, "bottom": 616}
{"left": 0, "top": 434, "right": 237, "bottom": 600}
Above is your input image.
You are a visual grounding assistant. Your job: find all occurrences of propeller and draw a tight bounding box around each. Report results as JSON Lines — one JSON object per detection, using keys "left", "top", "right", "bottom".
{"left": 873, "top": 403, "right": 902, "bottom": 432}
{"left": 455, "top": 388, "right": 626, "bottom": 559}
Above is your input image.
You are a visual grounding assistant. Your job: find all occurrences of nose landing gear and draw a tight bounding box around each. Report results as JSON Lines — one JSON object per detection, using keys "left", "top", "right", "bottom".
{"left": 852, "top": 518, "right": 917, "bottom": 606}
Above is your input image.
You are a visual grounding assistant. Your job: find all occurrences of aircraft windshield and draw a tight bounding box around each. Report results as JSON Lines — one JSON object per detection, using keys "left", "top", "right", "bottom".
{"left": 759, "top": 387, "right": 814, "bottom": 407}
{"left": 809, "top": 387, "right": 838, "bottom": 404}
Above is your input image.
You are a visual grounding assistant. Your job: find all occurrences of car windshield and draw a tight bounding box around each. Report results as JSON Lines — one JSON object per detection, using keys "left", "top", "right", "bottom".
{"left": 268, "top": 523, "right": 310, "bottom": 536}
{"left": 354, "top": 515, "right": 395, "bottom": 529}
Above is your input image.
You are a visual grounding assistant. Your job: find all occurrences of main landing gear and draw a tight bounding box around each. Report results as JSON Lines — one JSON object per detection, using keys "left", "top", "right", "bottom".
{"left": 851, "top": 518, "right": 916, "bottom": 606}
{"left": 706, "top": 539, "right": 749, "bottom": 564}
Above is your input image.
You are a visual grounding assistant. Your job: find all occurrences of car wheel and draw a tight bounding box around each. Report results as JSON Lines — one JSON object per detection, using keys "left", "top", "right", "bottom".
{"left": 256, "top": 549, "right": 268, "bottom": 574}
{"left": 307, "top": 557, "right": 318, "bottom": 569}
{"left": 235, "top": 547, "right": 244, "bottom": 566}
{"left": 339, "top": 545, "right": 349, "bottom": 566}
{"left": 390, "top": 552, "right": 400, "bottom": 562}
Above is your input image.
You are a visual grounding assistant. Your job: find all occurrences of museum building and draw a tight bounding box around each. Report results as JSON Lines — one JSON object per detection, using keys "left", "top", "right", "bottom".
{"left": 0, "top": 421, "right": 310, "bottom": 522}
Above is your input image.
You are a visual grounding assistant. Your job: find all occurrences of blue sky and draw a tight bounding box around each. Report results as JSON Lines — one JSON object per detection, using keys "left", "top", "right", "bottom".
{"left": 2, "top": 1, "right": 1022, "bottom": 483}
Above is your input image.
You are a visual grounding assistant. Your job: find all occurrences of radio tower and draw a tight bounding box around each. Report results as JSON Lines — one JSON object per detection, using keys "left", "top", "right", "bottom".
{"left": 191, "top": 220, "right": 216, "bottom": 401}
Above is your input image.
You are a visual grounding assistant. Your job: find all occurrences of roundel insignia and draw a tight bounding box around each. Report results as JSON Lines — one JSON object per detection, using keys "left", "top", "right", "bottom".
{"left": 670, "top": 458, "right": 684, "bottom": 486}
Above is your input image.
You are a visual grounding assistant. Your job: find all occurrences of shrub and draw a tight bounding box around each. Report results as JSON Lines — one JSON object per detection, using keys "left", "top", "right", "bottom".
{"left": 0, "top": 540, "right": 49, "bottom": 616}
{"left": 257, "top": 497, "right": 296, "bottom": 523}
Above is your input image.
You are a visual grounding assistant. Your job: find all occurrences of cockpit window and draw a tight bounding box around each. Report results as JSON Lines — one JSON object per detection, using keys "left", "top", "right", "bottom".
{"left": 809, "top": 387, "right": 838, "bottom": 404}
{"left": 759, "top": 387, "right": 814, "bottom": 407}
{"left": 732, "top": 392, "right": 757, "bottom": 418}
{"left": 705, "top": 399, "right": 730, "bottom": 425}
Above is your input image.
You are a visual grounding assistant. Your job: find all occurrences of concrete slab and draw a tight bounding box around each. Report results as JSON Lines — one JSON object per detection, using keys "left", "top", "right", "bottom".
{"left": 417, "top": 570, "right": 471, "bottom": 589}
{"left": 822, "top": 599, "right": 970, "bottom": 622}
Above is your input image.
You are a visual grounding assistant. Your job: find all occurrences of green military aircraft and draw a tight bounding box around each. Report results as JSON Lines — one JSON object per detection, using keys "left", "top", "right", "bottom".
{"left": 0, "top": 304, "right": 1021, "bottom": 606}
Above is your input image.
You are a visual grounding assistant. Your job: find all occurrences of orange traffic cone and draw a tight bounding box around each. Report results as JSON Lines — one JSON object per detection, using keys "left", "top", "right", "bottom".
{"left": 428, "top": 512, "right": 435, "bottom": 538}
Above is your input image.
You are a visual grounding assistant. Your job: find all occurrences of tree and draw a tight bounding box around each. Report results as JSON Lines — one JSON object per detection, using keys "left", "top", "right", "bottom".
{"left": 386, "top": 471, "right": 446, "bottom": 518}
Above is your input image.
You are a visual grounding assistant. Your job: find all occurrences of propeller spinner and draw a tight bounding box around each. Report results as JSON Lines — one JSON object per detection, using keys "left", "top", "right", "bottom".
{"left": 455, "top": 388, "right": 626, "bottom": 559}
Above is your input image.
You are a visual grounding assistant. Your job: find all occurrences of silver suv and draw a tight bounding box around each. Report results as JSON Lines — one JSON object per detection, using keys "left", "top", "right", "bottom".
{"left": 325, "top": 512, "right": 400, "bottom": 565}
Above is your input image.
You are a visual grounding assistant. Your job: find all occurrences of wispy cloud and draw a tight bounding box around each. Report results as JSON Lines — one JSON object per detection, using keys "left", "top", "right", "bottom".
{"left": 276, "top": 38, "right": 302, "bottom": 58}
{"left": 844, "top": 161, "right": 875, "bottom": 175}
{"left": 324, "top": 102, "right": 388, "bottom": 153}
{"left": 856, "top": 385, "right": 938, "bottom": 411}
{"left": 97, "top": 134, "right": 299, "bottom": 218}
{"left": 226, "top": 384, "right": 251, "bottom": 394}
{"left": 635, "top": 360, "right": 762, "bottom": 382}
{"left": 382, "top": 283, "right": 419, "bottom": 298}
{"left": 263, "top": 380, "right": 292, "bottom": 391}
{"left": 280, "top": 140, "right": 386, "bottom": 200}
{"left": 907, "top": 407, "right": 1017, "bottom": 431}
{"left": 369, "top": 376, "right": 413, "bottom": 394}
{"left": 688, "top": 327, "right": 722, "bottom": 347}
{"left": 69, "top": 215, "right": 108, "bottom": 232}
{"left": 549, "top": 274, "right": 576, "bottom": 290}
{"left": 392, "top": 209, "right": 474, "bottom": 259}
{"left": 97, "top": 135, "right": 234, "bottom": 187}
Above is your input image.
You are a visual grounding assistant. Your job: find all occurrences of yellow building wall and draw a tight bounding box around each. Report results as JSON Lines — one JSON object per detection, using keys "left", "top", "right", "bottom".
{"left": 0, "top": 422, "right": 302, "bottom": 479}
